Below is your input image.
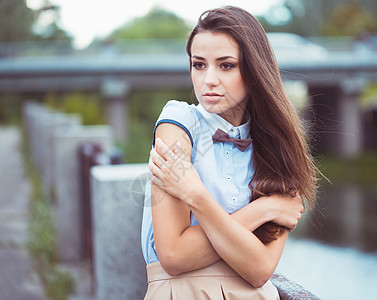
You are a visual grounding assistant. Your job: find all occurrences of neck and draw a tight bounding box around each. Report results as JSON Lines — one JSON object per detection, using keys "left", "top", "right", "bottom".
{"left": 218, "top": 98, "right": 248, "bottom": 127}
{"left": 218, "top": 109, "right": 247, "bottom": 127}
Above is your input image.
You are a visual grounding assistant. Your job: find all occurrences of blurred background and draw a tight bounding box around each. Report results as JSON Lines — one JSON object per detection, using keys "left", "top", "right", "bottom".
{"left": 1, "top": 0, "right": 377, "bottom": 299}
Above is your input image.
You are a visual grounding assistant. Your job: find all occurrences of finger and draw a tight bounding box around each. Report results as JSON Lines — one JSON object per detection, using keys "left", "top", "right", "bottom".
{"left": 293, "top": 193, "right": 302, "bottom": 201}
{"left": 150, "top": 148, "right": 167, "bottom": 169}
{"left": 155, "top": 138, "right": 178, "bottom": 162}
{"left": 151, "top": 150, "right": 171, "bottom": 174}
{"left": 148, "top": 160, "right": 165, "bottom": 179}
{"left": 149, "top": 173, "right": 164, "bottom": 188}
{"left": 296, "top": 198, "right": 304, "bottom": 213}
{"left": 293, "top": 194, "right": 304, "bottom": 211}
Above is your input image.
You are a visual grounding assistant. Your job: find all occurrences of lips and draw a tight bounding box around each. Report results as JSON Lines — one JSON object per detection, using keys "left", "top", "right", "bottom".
{"left": 202, "top": 92, "right": 223, "bottom": 102}
{"left": 203, "top": 92, "right": 223, "bottom": 97}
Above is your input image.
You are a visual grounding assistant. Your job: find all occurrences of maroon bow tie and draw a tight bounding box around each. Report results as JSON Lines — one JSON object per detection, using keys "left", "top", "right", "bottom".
{"left": 212, "top": 128, "right": 252, "bottom": 152}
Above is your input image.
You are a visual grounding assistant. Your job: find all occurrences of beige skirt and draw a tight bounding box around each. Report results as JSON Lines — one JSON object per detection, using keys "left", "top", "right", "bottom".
{"left": 144, "top": 260, "right": 280, "bottom": 300}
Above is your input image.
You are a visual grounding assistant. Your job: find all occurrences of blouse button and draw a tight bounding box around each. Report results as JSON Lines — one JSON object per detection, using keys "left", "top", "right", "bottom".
{"left": 227, "top": 176, "right": 231, "bottom": 181}
{"left": 232, "top": 197, "right": 236, "bottom": 202}
{"left": 225, "top": 151, "right": 230, "bottom": 156}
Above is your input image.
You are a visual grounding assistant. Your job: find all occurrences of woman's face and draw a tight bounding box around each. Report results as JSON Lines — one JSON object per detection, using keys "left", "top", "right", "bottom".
{"left": 190, "top": 31, "right": 248, "bottom": 126}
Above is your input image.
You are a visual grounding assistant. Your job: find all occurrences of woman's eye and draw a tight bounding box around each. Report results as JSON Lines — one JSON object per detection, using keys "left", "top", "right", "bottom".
{"left": 192, "top": 62, "right": 206, "bottom": 70}
{"left": 221, "top": 63, "right": 235, "bottom": 71}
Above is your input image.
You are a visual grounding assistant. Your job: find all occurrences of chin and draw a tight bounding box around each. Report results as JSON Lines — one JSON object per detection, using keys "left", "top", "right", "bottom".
{"left": 204, "top": 106, "right": 223, "bottom": 115}
{"left": 200, "top": 102, "right": 224, "bottom": 114}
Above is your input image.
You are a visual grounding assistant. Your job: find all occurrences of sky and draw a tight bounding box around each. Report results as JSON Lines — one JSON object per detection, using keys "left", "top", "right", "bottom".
{"left": 27, "top": 0, "right": 283, "bottom": 48}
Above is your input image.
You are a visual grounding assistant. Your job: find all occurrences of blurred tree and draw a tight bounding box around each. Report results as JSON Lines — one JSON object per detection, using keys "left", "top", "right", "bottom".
{"left": 32, "top": 3, "right": 72, "bottom": 42}
{"left": 321, "top": 2, "right": 377, "bottom": 36}
{"left": 34, "top": 22, "right": 72, "bottom": 41}
{"left": 108, "top": 6, "right": 190, "bottom": 40}
{"left": 259, "top": 0, "right": 333, "bottom": 36}
{"left": 260, "top": 0, "right": 377, "bottom": 36}
{"left": 0, "top": 0, "right": 71, "bottom": 43}
{"left": 0, "top": 0, "right": 35, "bottom": 42}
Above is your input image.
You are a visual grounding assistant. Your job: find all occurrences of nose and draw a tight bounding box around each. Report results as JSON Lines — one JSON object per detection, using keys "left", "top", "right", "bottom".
{"left": 204, "top": 67, "right": 220, "bottom": 86}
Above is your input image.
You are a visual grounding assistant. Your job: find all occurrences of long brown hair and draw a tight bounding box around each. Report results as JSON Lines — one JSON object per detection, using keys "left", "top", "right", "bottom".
{"left": 186, "top": 6, "right": 318, "bottom": 244}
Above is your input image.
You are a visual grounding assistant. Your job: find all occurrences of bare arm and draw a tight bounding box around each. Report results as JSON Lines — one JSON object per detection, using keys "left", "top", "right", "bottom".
{"left": 150, "top": 123, "right": 271, "bottom": 274}
{"left": 150, "top": 123, "right": 302, "bottom": 286}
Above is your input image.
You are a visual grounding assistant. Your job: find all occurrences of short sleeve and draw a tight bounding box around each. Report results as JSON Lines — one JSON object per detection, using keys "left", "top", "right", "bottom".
{"left": 152, "top": 100, "right": 197, "bottom": 146}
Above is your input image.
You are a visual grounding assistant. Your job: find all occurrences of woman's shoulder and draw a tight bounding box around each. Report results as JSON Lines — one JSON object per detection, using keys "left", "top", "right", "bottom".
{"left": 158, "top": 100, "right": 199, "bottom": 124}
{"left": 155, "top": 100, "right": 200, "bottom": 147}
{"left": 161, "top": 99, "right": 196, "bottom": 113}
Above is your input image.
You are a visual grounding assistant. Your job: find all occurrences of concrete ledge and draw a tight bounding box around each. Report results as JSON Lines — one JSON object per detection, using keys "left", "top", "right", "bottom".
{"left": 91, "top": 164, "right": 148, "bottom": 300}
{"left": 271, "top": 274, "right": 320, "bottom": 300}
{"left": 53, "top": 125, "right": 113, "bottom": 261}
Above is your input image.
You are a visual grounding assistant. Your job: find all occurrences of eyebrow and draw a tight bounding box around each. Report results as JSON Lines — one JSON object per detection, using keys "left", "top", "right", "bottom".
{"left": 192, "top": 55, "right": 237, "bottom": 61}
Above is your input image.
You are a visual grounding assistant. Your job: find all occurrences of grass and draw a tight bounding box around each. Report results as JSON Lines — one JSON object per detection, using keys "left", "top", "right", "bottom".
{"left": 21, "top": 126, "right": 75, "bottom": 300}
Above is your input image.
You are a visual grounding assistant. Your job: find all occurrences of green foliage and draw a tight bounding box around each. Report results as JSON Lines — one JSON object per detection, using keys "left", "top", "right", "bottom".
{"left": 109, "top": 6, "right": 190, "bottom": 40}
{"left": 44, "top": 92, "right": 106, "bottom": 125}
{"left": 361, "top": 83, "right": 377, "bottom": 107}
{"left": 321, "top": 2, "right": 377, "bottom": 36}
{"left": 261, "top": 0, "right": 377, "bottom": 37}
{"left": 22, "top": 128, "right": 75, "bottom": 300}
{"left": 122, "top": 89, "right": 193, "bottom": 163}
{"left": 0, "top": 0, "right": 71, "bottom": 44}
{"left": 44, "top": 268, "right": 75, "bottom": 300}
{"left": 34, "top": 22, "right": 72, "bottom": 42}
{"left": 318, "top": 152, "right": 377, "bottom": 186}
{"left": 28, "top": 199, "right": 58, "bottom": 267}
{"left": 0, "top": 0, "right": 35, "bottom": 42}
{"left": 0, "top": 93, "right": 22, "bottom": 125}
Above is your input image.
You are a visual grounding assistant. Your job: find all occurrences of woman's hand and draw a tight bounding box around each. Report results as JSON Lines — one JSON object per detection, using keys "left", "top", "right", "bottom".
{"left": 254, "top": 193, "right": 304, "bottom": 231}
{"left": 149, "top": 137, "right": 204, "bottom": 204}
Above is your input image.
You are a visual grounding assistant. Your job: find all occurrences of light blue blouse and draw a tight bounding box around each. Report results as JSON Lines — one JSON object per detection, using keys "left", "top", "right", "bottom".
{"left": 141, "top": 100, "right": 254, "bottom": 264}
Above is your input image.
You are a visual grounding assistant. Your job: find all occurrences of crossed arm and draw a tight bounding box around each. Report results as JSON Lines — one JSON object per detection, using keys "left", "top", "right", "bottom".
{"left": 149, "top": 123, "right": 303, "bottom": 288}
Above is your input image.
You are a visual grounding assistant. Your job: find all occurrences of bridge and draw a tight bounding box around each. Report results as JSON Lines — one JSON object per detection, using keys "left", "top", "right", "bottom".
{"left": 1, "top": 43, "right": 377, "bottom": 157}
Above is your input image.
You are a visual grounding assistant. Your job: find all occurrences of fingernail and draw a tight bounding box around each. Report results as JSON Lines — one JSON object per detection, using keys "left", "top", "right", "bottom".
{"left": 175, "top": 141, "right": 181, "bottom": 148}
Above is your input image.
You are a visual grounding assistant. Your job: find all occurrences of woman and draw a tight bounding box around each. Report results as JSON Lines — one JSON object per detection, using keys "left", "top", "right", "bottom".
{"left": 141, "top": 5, "right": 317, "bottom": 299}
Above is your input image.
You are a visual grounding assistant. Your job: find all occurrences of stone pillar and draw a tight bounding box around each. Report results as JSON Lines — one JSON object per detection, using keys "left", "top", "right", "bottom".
{"left": 40, "top": 113, "right": 82, "bottom": 201}
{"left": 338, "top": 79, "right": 363, "bottom": 157}
{"left": 22, "top": 102, "right": 40, "bottom": 141}
{"left": 53, "top": 125, "right": 113, "bottom": 261}
{"left": 91, "top": 164, "right": 148, "bottom": 300}
{"left": 29, "top": 105, "right": 52, "bottom": 172}
{"left": 101, "top": 77, "right": 130, "bottom": 142}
